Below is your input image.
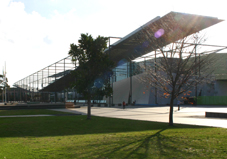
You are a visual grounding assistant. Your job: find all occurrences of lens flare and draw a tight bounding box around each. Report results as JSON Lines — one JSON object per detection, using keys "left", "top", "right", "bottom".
{"left": 154, "top": 29, "right": 165, "bottom": 38}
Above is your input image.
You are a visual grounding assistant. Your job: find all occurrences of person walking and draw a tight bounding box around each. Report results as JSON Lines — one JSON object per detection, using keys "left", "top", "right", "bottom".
{"left": 123, "top": 101, "right": 126, "bottom": 109}
{"left": 177, "top": 100, "right": 181, "bottom": 111}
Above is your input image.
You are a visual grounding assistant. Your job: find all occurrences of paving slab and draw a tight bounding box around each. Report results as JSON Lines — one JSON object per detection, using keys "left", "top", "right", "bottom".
{"left": 51, "top": 106, "right": 227, "bottom": 128}
{"left": 0, "top": 114, "right": 53, "bottom": 118}
{"left": 0, "top": 114, "right": 81, "bottom": 118}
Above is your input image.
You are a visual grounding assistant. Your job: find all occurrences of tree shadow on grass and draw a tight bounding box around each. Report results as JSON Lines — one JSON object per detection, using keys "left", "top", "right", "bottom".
{"left": 122, "top": 128, "right": 167, "bottom": 159}
{"left": 52, "top": 127, "right": 208, "bottom": 159}
{"left": 124, "top": 129, "right": 206, "bottom": 159}
{"left": 101, "top": 128, "right": 196, "bottom": 159}
{"left": 90, "top": 128, "right": 168, "bottom": 159}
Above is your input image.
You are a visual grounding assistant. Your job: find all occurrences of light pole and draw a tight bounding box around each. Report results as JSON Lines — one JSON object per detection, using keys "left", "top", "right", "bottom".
{"left": 108, "top": 36, "right": 122, "bottom": 107}
{"left": 3, "top": 62, "right": 7, "bottom": 105}
{"left": 4, "top": 81, "right": 6, "bottom": 105}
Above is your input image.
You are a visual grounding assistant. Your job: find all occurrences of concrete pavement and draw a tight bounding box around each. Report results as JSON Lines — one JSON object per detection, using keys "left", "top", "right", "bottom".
{"left": 51, "top": 106, "right": 227, "bottom": 128}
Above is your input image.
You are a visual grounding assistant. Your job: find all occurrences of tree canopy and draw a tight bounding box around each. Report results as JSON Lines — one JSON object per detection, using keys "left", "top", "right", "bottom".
{"left": 68, "top": 33, "right": 114, "bottom": 119}
{"left": 137, "top": 33, "right": 217, "bottom": 125}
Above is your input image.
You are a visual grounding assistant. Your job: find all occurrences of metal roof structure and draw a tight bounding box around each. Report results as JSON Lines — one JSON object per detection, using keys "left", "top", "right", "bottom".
{"left": 107, "top": 11, "right": 223, "bottom": 64}
{"left": 14, "top": 56, "right": 76, "bottom": 92}
{"left": 14, "top": 11, "right": 223, "bottom": 92}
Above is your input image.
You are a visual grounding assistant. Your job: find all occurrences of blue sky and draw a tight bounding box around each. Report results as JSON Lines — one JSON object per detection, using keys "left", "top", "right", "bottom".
{"left": 1, "top": 0, "right": 227, "bottom": 86}
{"left": 12, "top": 0, "right": 102, "bottom": 18}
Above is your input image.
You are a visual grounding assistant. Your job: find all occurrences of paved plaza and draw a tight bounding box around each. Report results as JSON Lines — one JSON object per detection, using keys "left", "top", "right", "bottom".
{"left": 52, "top": 106, "right": 227, "bottom": 128}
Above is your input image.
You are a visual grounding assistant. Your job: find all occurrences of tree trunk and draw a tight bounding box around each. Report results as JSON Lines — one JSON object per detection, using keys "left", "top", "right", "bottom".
{"left": 169, "top": 96, "right": 174, "bottom": 126}
{"left": 87, "top": 96, "right": 91, "bottom": 120}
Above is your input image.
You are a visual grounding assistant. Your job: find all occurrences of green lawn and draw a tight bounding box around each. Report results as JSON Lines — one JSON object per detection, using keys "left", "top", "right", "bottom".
{"left": 0, "top": 109, "right": 73, "bottom": 116}
{"left": 0, "top": 115, "right": 227, "bottom": 159}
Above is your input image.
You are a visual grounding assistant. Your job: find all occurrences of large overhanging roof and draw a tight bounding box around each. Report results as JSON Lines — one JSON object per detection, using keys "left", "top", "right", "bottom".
{"left": 22, "top": 11, "right": 223, "bottom": 92}
{"left": 106, "top": 11, "right": 223, "bottom": 64}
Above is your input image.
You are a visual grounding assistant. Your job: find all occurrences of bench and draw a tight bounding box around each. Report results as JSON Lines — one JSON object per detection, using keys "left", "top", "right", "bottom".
{"left": 65, "top": 102, "right": 74, "bottom": 108}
